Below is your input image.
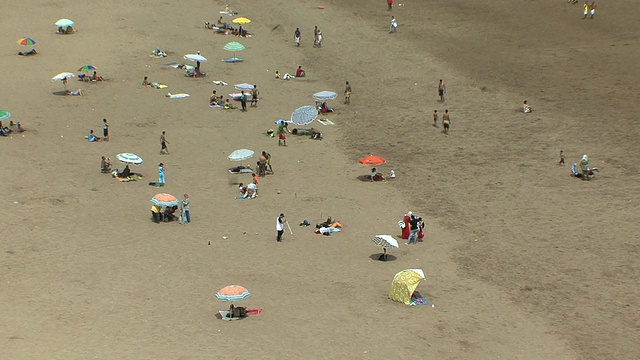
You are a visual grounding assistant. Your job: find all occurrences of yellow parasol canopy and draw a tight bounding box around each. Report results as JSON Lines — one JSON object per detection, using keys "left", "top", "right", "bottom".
{"left": 232, "top": 17, "right": 251, "bottom": 25}
{"left": 389, "top": 269, "right": 425, "bottom": 305}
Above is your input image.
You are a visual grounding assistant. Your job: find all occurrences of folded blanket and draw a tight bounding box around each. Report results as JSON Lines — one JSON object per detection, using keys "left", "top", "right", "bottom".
{"left": 245, "top": 308, "right": 263, "bottom": 315}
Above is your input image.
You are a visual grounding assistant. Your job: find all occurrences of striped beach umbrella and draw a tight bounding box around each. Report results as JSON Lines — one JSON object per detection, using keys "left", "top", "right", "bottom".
{"left": 116, "top": 153, "right": 143, "bottom": 165}
{"left": 150, "top": 193, "right": 179, "bottom": 207}
{"left": 290, "top": 105, "right": 318, "bottom": 125}
{"left": 77, "top": 64, "right": 97, "bottom": 72}
{"left": 17, "top": 37, "right": 36, "bottom": 46}
{"left": 216, "top": 285, "right": 251, "bottom": 302}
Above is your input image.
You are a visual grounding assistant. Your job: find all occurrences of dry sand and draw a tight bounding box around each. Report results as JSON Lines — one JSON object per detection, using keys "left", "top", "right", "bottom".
{"left": 1, "top": 0, "right": 639, "bottom": 359}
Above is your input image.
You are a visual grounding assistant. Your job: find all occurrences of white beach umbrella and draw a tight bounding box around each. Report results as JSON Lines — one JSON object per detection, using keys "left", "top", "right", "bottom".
{"left": 52, "top": 72, "right": 75, "bottom": 81}
{"left": 184, "top": 54, "right": 207, "bottom": 62}
{"left": 116, "top": 153, "right": 143, "bottom": 165}
{"left": 228, "top": 149, "right": 254, "bottom": 162}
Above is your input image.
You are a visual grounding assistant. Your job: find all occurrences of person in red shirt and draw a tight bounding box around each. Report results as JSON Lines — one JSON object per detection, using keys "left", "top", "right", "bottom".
{"left": 387, "top": 0, "right": 393, "bottom": 11}
{"left": 295, "top": 66, "right": 306, "bottom": 77}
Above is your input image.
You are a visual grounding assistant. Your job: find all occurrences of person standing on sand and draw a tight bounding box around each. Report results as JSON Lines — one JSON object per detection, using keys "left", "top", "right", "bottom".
{"left": 432, "top": 109, "right": 439, "bottom": 127}
{"left": 438, "top": 79, "right": 446, "bottom": 102}
{"left": 344, "top": 81, "right": 351, "bottom": 104}
{"left": 313, "top": 26, "right": 319, "bottom": 47}
{"left": 276, "top": 213, "right": 287, "bottom": 242}
{"left": 160, "top": 131, "right": 170, "bottom": 154}
{"left": 102, "top": 118, "right": 109, "bottom": 142}
{"left": 559, "top": 150, "right": 566, "bottom": 165}
{"left": 583, "top": 1, "right": 589, "bottom": 19}
{"left": 294, "top": 27, "right": 301, "bottom": 47}
{"left": 442, "top": 109, "right": 451, "bottom": 135}
{"left": 240, "top": 91, "right": 247, "bottom": 112}
{"left": 389, "top": 16, "right": 397, "bottom": 33}
{"left": 251, "top": 85, "right": 259, "bottom": 107}
{"left": 589, "top": 1, "right": 596, "bottom": 19}
{"left": 387, "top": 0, "right": 393, "bottom": 11}
{"left": 158, "top": 163, "right": 166, "bottom": 185}
{"left": 181, "top": 194, "right": 190, "bottom": 224}
{"left": 261, "top": 150, "right": 273, "bottom": 173}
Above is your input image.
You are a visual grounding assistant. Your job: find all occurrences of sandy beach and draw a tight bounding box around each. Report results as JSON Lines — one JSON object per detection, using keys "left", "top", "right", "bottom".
{"left": 1, "top": 0, "right": 639, "bottom": 359}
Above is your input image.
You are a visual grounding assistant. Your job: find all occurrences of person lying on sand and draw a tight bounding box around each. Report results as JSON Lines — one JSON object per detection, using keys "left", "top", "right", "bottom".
{"left": 66, "top": 89, "right": 83, "bottom": 96}
{"left": 18, "top": 49, "right": 37, "bottom": 56}
{"left": 151, "top": 48, "right": 167, "bottom": 57}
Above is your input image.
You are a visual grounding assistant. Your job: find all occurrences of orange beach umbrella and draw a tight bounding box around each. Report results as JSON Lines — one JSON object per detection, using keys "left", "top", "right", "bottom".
{"left": 358, "top": 155, "right": 386, "bottom": 166}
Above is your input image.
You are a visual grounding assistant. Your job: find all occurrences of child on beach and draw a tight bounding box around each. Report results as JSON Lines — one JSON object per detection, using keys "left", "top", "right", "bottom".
{"left": 559, "top": 151, "right": 566, "bottom": 165}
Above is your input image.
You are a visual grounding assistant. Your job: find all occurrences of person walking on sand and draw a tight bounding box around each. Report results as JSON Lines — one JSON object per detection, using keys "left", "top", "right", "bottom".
{"left": 276, "top": 213, "right": 287, "bottom": 242}
{"left": 406, "top": 215, "right": 420, "bottom": 245}
{"left": 261, "top": 150, "right": 273, "bottom": 173}
{"left": 294, "top": 27, "right": 301, "bottom": 47}
{"left": 240, "top": 91, "right": 247, "bottom": 112}
{"left": 387, "top": 0, "right": 393, "bottom": 11}
{"left": 251, "top": 85, "right": 259, "bottom": 107}
{"left": 559, "top": 150, "right": 566, "bottom": 165}
{"left": 344, "top": 81, "right": 351, "bottom": 104}
{"left": 160, "top": 131, "right": 170, "bottom": 154}
{"left": 589, "top": 1, "right": 596, "bottom": 19}
{"left": 158, "top": 163, "right": 166, "bottom": 185}
{"left": 181, "top": 193, "right": 190, "bottom": 224}
{"left": 313, "top": 26, "right": 319, "bottom": 47}
{"left": 438, "top": 79, "right": 446, "bottom": 102}
{"left": 432, "top": 109, "right": 439, "bottom": 127}
{"left": 442, "top": 109, "right": 451, "bottom": 135}
{"left": 389, "top": 16, "right": 397, "bottom": 33}
{"left": 583, "top": 1, "right": 589, "bottom": 19}
{"left": 102, "top": 118, "right": 109, "bottom": 142}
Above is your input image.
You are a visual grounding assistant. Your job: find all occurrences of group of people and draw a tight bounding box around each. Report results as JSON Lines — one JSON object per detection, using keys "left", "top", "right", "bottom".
{"left": 0, "top": 121, "right": 25, "bottom": 136}
{"left": 400, "top": 212, "right": 425, "bottom": 245}
{"left": 204, "top": 17, "right": 250, "bottom": 37}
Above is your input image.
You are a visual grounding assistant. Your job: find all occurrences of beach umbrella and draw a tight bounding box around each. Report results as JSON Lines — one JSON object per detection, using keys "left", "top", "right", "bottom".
{"left": 116, "top": 153, "right": 143, "bottom": 165}
{"left": 77, "top": 64, "right": 97, "bottom": 72}
{"left": 232, "top": 17, "right": 251, "bottom": 25}
{"left": 290, "top": 105, "right": 318, "bottom": 126}
{"left": 150, "top": 193, "right": 179, "bottom": 207}
{"left": 223, "top": 42, "right": 245, "bottom": 63}
{"left": 216, "top": 285, "right": 251, "bottom": 302}
{"left": 389, "top": 269, "right": 425, "bottom": 305}
{"left": 55, "top": 19, "right": 74, "bottom": 27}
{"left": 313, "top": 91, "right": 338, "bottom": 101}
{"left": 234, "top": 83, "right": 254, "bottom": 91}
{"left": 0, "top": 110, "right": 11, "bottom": 121}
{"left": 17, "top": 37, "right": 36, "bottom": 46}
{"left": 358, "top": 155, "right": 386, "bottom": 166}
{"left": 228, "top": 149, "right": 255, "bottom": 165}
{"left": 184, "top": 54, "right": 207, "bottom": 62}
{"left": 52, "top": 72, "right": 75, "bottom": 81}
{"left": 373, "top": 234, "right": 399, "bottom": 261}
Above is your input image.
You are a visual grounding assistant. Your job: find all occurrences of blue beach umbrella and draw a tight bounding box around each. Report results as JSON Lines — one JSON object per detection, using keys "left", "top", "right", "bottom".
{"left": 291, "top": 105, "right": 318, "bottom": 125}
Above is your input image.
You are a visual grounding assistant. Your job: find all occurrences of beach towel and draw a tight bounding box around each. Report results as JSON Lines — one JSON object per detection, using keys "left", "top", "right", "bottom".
{"left": 213, "top": 80, "right": 228, "bottom": 86}
{"left": 410, "top": 291, "right": 430, "bottom": 306}
{"left": 209, "top": 104, "right": 222, "bottom": 108}
{"left": 166, "top": 93, "right": 190, "bottom": 99}
{"left": 245, "top": 308, "right": 263, "bottom": 316}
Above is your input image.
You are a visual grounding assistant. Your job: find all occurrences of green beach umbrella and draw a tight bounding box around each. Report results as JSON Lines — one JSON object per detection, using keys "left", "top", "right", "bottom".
{"left": 223, "top": 42, "right": 245, "bottom": 63}
{"left": 0, "top": 110, "right": 11, "bottom": 121}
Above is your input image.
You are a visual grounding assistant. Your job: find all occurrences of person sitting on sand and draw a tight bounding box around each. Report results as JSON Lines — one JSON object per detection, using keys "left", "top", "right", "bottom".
{"left": 101, "top": 156, "right": 112, "bottom": 173}
{"left": 523, "top": 100, "right": 532, "bottom": 113}
{"left": 370, "top": 167, "right": 385, "bottom": 182}
{"left": 0, "top": 122, "right": 12, "bottom": 137}
{"left": 91, "top": 71, "right": 104, "bottom": 81}
{"left": 66, "top": 89, "right": 83, "bottom": 96}
{"left": 152, "top": 48, "right": 167, "bottom": 57}
{"left": 319, "top": 102, "right": 334, "bottom": 114}
{"left": 275, "top": 71, "right": 280, "bottom": 79}
{"left": 117, "top": 164, "right": 131, "bottom": 178}
{"left": 296, "top": 66, "right": 306, "bottom": 77}
{"left": 66, "top": 26, "right": 75, "bottom": 34}
{"left": 238, "top": 182, "right": 247, "bottom": 195}
{"left": 18, "top": 49, "right": 37, "bottom": 56}
{"left": 224, "top": 99, "right": 237, "bottom": 109}
{"left": 142, "top": 76, "right": 150, "bottom": 86}
{"left": 87, "top": 130, "right": 101, "bottom": 142}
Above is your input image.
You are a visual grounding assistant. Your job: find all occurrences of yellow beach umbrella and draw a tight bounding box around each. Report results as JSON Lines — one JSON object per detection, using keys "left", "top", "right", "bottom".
{"left": 232, "top": 17, "right": 251, "bottom": 25}
{"left": 389, "top": 269, "right": 425, "bottom": 305}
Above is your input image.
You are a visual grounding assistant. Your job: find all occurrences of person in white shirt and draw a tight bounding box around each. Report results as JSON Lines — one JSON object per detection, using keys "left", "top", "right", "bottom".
{"left": 276, "top": 214, "right": 286, "bottom": 242}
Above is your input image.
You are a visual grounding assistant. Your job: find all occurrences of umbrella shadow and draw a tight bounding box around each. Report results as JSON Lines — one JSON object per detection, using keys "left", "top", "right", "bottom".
{"left": 357, "top": 175, "right": 373, "bottom": 182}
{"left": 369, "top": 253, "right": 397, "bottom": 262}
